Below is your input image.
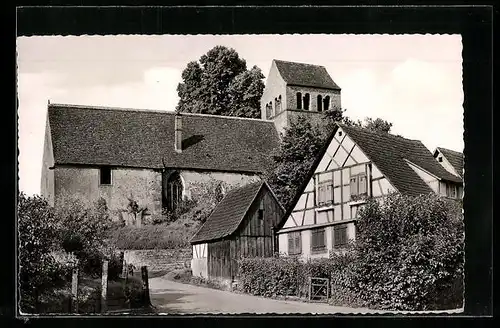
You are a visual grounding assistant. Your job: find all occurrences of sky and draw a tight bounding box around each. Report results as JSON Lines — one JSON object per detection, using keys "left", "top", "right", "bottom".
{"left": 17, "top": 34, "right": 463, "bottom": 196}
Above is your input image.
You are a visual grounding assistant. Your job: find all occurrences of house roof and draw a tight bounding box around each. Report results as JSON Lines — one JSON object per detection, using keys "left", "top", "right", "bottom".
{"left": 47, "top": 104, "right": 280, "bottom": 174}
{"left": 435, "top": 147, "right": 464, "bottom": 178}
{"left": 190, "top": 181, "right": 270, "bottom": 244}
{"left": 273, "top": 60, "right": 341, "bottom": 90}
{"left": 339, "top": 124, "right": 463, "bottom": 196}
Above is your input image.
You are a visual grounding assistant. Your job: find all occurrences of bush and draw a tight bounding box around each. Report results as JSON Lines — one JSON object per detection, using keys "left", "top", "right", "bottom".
{"left": 339, "top": 193, "right": 464, "bottom": 310}
{"left": 238, "top": 256, "right": 303, "bottom": 297}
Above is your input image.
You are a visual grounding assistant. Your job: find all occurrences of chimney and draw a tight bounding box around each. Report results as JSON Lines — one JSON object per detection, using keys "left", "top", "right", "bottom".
{"left": 174, "top": 113, "right": 182, "bottom": 153}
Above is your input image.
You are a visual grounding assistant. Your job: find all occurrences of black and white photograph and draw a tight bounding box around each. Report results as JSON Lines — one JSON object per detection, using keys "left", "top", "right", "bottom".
{"left": 17, "top": 33, "right": 466, "bottom": 315}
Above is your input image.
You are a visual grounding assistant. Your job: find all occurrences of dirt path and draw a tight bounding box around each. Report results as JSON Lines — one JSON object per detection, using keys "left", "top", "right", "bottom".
{"left": 149, "top": 276, "right": 385, "bottom": 314}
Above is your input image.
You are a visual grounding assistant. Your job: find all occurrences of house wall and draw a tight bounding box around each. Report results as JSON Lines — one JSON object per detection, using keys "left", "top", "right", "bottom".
{"left": 406, "top": 161, "right": 440, "bottom": 194}
{"left": 277, "top": 126, "right": 396, "bottom": 259}
{"left": 203, "top": 187, "right": 284, "bottom": 281}
{"left": 192, "top": 243, "right": 208, "bottom": 278}
{"left": 40, "top": 116, "right": 55, "bottom": 206}
{"left": 180, "top": 170, "right": 261, "bottom": 199}
{"left": 260, "top": 61, "right": 287, "bottom": 120}
{"left": 53, "top": 166, "right": 163, "bottom": 220}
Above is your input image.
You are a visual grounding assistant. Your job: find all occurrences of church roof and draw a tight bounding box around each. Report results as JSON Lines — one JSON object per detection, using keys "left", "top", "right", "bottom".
{"left": 47, "top": 104, "right": 280, "bottom": 174}
{"left": 273, "top": 59, "right": 341, "bottom": 90}
{"left": 189, "top": 181, "right": 265, "bottom": 244}
{"left": 435, "top": 147, "right": 464, "bottom": 178}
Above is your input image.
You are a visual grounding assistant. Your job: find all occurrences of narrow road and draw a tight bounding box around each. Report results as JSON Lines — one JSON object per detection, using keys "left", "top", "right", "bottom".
{"left": 149, "top": 276, "right": 384, "bottom": 314}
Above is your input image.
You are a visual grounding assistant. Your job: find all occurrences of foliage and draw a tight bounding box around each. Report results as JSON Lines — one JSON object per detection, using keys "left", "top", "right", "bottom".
{"left": 266, "top": 115, "right": 331, "bottom": 210}
{"left": 335, "top": 193, "right": 464, "bottom": 310}
{"left": 342, "top": 116, "right": 393, "bottom": 133}
{"left": 176, "top": 45, "right": 265, "bottom": 118}
{"left": 18, "top": 192, "right": 69, "bottom": 313}
{"left": 238, "top": 256, "right": 304, "bottom": 297}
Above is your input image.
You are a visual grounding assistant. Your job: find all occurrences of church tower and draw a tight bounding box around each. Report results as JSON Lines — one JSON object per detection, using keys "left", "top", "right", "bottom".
{"left": 261, "top": 59, "right": 341, "bottom": 136}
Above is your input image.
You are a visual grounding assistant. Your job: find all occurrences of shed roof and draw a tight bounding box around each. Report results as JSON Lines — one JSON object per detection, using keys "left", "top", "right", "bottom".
{"left": 47, "top": 103, "right": 279, "bottom": 174}
{"left": 274, "top": 60, "right": 341, "bottom": 90}
{"left": 435, "top": 147, "right": 464, "bottom": 178}
{"left": 190, "top": 181, "right": 281, "bottom": 244}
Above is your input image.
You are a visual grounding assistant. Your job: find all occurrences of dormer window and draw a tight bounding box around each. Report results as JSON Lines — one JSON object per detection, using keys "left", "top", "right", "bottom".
{"left": 296, "top": 92, "right": 302, "bottom": 109}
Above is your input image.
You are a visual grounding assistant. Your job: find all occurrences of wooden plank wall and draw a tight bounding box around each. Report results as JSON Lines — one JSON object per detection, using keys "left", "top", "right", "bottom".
{"left": 206, "top": 187, "right": 285, "bottom": 280}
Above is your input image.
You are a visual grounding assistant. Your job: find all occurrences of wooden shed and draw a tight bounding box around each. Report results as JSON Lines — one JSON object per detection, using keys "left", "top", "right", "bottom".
{"left": 190, "top": 181, "right": 285, "bottom": 283}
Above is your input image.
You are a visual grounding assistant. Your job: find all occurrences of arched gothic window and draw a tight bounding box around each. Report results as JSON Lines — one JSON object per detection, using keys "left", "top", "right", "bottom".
{"left": 323, "top": 96, "right": 330, "bottom": 111}
{"left": 296, "top": 92, "right": 302, "bottom": 109}
{"left": 277, "top": 95, "right": 282, "bottom": 113}
{"left": 166, "top": 172, "right": 183, "bottom": 212}
{"left": 317, "top": 95, "right": 323, "bottom": 112}
{"left": 303, "top": 93, "right": 310, "bottom": 110}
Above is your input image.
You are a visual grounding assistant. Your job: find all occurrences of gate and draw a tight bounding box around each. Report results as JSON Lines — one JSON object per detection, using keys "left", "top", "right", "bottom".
{"left": 308, "top": 277, "right": 330, "bottom": 302}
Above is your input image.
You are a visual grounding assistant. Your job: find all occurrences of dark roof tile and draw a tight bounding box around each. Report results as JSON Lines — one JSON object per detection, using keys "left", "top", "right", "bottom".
{"left": 274, "top": 60, "right": 340, "bottom": 90}
{"left": 436, "top": 147, "right": 464, "bottom": 178}
{"left": 48, "top": 104, "right": 280, "bottom": 174}
{"left": 190, "top": 181, "right": 264, "bottom": 244}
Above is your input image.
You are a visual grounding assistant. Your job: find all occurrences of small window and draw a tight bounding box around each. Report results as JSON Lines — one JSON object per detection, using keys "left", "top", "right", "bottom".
{"left": 288, "top": 231, "right": 302, "bottom": 255}
{"left": 100, "top": 167, "right": 112, "bottom": 185}
{"left": 438, "top": 156, "right": 443, "bottom": 162}
{"left": 333, "top": 225, "right": 348, "bottom": 248}
{"left": 258, "top": 202, "right": 264, "bottom": 220}
{"left": 311, "top": 228, "right": 326, "bottom": 252}
{"left": 350, "top": 173, "right": 368, "bottom": 197}
{"left": 296, "top": 92, "right": 302, "bottom": 109}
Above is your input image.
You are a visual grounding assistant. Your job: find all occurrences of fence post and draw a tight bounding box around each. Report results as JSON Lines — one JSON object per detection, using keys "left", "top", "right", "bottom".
{"left": 101, "top": 259, "right": 109, "bottom": 313}
{"left": 71, "top": 262, "right": 79, "bottom": 313}
{"left": 141, "top": 266, "right": 151, "bottom": 306}
{"left": 308, "top": 277, "right": 312, "bottom": 302}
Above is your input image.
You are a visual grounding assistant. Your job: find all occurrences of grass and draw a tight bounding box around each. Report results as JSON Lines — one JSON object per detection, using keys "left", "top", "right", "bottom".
{"left": 108, "top": 222, "right": 200, "bottom": 250}
{"left": 163, "top": 268, "right": 228, "bottom": 291}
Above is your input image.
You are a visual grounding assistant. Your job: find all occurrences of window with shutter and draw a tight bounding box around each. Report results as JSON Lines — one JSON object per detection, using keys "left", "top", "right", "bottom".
{"left": 318, "top": 185, "right": 325, "bottom": 205}
{"left": 333, "top": 225, "right": 348, "bottom": 248}
{"left": 350, "top": 176, "right": 358, "bottom": 196}
{"left": 288, "top": 232, "right": 302, "bottom": 255}
{"left": 311, "top": 228, "right": 326, "bottom": 252}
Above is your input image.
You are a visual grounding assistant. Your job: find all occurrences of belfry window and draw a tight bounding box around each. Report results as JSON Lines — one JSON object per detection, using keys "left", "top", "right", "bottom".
{"left": 317, "top": 95, "right": 323, "bottom": 112}
{"left": 323, "top": 96, "right": 330, "bottom": 111}
{"left": 303, "top": 93, "right": 310, "bottom": 110}
{"left": 296, "top": 92, "right": 302, "bottom": 109}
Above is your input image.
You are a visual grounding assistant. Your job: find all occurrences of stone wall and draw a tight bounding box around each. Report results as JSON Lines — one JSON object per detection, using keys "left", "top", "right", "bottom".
{"left": 122, "top": 248, "right": 192, "bottom": 273}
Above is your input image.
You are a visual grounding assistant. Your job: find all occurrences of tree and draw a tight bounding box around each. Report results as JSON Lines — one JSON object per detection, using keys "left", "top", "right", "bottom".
{"left": 18, "top": 192, "right": 65, "bottom": 312}
{"left": 176, "top": 46, "right": 265, "bottom": 118}
{"left": 343, "top": 116, "right": 393, "bottom": 133}
{"left": 267, "top": 116, "right": 328, "bottom": 210}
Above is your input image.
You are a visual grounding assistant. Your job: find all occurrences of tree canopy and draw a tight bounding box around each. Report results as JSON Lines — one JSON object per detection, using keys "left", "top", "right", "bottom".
{"left": 343, "top": 116, "right": 393, "bottom": 133}
{"left": 176, "top": 46, "right": 265, "bottom": 118}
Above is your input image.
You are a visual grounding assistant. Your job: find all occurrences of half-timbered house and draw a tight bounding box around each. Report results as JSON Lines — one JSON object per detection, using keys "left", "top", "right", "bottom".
{"left": 276, "top": 123, "right": 464, "bottom": 259}
{"left": 190, "top": 181, "right": 285, "bottom": 284}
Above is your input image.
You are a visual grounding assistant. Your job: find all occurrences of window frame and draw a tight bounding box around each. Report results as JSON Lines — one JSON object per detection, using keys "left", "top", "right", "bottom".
{"left": 310, "top": 227, "right": 327, "bottom": 253}
{"left": 317, "top": 180, "right": 334, "bottom": 206}
{"left": 288, "top": 231, "right": 302, "bottom": 255}
{"left": 350, "top": 172, "right": 368, "bottom": 198}
{"left": 99, "top": 166, "right": 112, "bottom": 186}
{"left": 333, "top": 224, "right": 348, "bottom": 248}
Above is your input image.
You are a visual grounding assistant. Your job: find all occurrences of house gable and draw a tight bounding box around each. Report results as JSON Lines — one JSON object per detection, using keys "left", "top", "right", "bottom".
{"left": 434, "top": 147, "right": 463, "bottom": 179}
{"left": 279, "top": 125, "right": 396, "bottom": 231}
